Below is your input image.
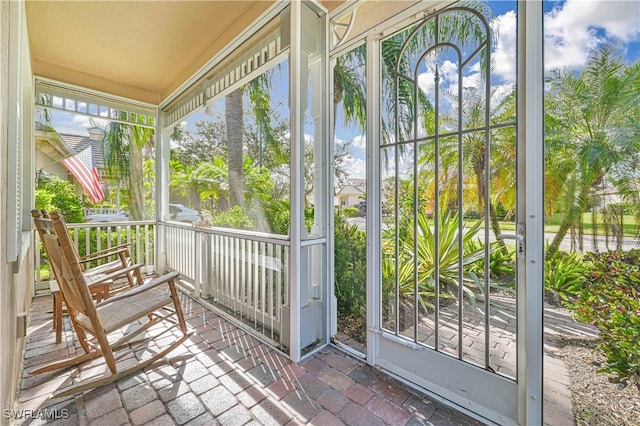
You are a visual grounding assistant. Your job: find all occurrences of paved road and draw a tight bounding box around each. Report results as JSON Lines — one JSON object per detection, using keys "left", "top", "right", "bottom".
{"left": 344, "top": 217, "right": 639, "bottom": 253}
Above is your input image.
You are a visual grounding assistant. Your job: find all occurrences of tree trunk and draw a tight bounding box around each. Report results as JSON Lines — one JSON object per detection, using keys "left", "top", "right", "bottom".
{"left": 129, "top": 141, "right": 144, "bottom": 221}
{"left": 475, "top": 162, "right": 508, "bottom": 255}
{"left": 226, "top": 89, "right": 244, "bottom": 208}
{"left": 546, "top": 216, "right": 573, "bottom": 259}
{"left": 489, "top": 202, "right": 508, "bottom": 255}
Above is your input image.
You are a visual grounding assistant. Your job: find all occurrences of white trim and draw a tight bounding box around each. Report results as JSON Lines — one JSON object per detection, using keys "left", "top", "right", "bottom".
{"left": 164, "top": 36, "right": 288, "bottom": 128}
{"left": 6, "top": 0, "right": 24, "bottom": 264}
{"left": 34, "top": 78, "right": 156, "bottom": 131}
{"left": 518, "top": 1, "right": 545, "bottom": 424}
{"left": 328, "top": 53, "right": 338, "bottom": 340}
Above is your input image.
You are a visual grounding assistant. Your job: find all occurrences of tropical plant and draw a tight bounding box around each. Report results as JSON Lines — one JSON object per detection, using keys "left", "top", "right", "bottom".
{"left": 334, "top": 214, "right": 367, "bottom": 316}
{"left": 225, "top": 73, "right": 281, "bottom": 208}
{"left": 465, "top": 239, "right": 515, "bottom": 279}
{"left": 544, "top": 249, "right": 585, "bottom": 303}
{"left": 384, "top": 210, "right": 487, "bottom": 312}
{"left": 568, "top": 250, "right": 640, "bottom": 386}
{"left": 211, "top": 205, "right": 254, "bottom": 230}
{"left": 100, "top": 116, "right": 155, "bottom": 220}
{"left": 545, "top": 42, "right": 640, "bottom": 258}
{"left": 334, "top": 44, "right": 366, "bottom": 132}
{"left": 422, "top": 83, "right": 517, "bottom": 255}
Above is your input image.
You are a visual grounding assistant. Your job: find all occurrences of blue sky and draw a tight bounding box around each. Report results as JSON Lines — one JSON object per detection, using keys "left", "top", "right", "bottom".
{"left": 50, "top": 1, "right": 639, "bottom": 181}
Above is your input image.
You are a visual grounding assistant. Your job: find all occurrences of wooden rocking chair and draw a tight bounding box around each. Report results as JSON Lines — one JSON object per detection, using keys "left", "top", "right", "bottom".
{"left": 32, "top": 209, "right": 142, "bottom": 343}
{"left": 32, "top": 211, "right": 191, "bottom": 398}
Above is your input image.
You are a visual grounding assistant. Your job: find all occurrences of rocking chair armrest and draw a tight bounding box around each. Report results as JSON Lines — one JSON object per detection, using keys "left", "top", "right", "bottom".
{"left": 84, "top": 263, "right": 145, "bottom": 287}
{"left": 80, "top": 244, "right": 131, "bottom": 262}
{"left": 95, "top": 271, "right": 181, "bottom": 307}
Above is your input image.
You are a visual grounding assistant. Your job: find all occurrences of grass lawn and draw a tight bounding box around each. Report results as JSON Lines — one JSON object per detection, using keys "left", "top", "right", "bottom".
{"left": 497, "top": 212, "right": 639, "bottom": 237}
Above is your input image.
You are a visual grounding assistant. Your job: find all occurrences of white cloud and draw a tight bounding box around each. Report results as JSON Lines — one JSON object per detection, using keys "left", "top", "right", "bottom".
{"left": 491, "top": 10, "right": 517, "bottom": 83}
{"left": 352, "top": 134, "right": 366, "bottom": 149}
{"left": 343, "top": 155, "right": 366, "bottom": 179}
{"left": 544, "top": 0, "right": 640, "bottom": 71}
{"left": 334, "top": 136, "right": 348, "bottom": 145}
{"left": 417, "top": 59, "right": 459, "bottom": 94}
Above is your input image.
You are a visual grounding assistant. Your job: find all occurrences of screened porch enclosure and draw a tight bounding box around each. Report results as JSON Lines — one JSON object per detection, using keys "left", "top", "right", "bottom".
{"left": 157, "top": 1, "right": 331, "bottom": 361}
{"left": 30, "top": 1, "right": 545, "bottom": 425}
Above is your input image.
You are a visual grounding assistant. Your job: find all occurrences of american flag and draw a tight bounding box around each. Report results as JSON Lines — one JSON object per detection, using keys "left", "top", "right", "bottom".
{"left": 62, "top": 148, "right": 105, "bottom": 203}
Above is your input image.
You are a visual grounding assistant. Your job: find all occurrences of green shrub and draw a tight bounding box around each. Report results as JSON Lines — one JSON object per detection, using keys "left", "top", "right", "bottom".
{"left": 262, "top": 199, "right": 290, "bottom": 235}
{"left": 465, "top": 239, "right": 515, "bottom": 280}
{"left": 342, "top": 207, "right": 360, "bottom": 218}
{"left": 35, "top": 176, "right": 84, "bottom": 223}
{"left": 544, "top": 250, "right": 585, "bottom": 303}
{"left": 568, "top": 250, "right": 640, "bottom": 386}
{"left": 211, "top": 206, "right": 254, "bottom": 230}
{"left": 70, "top": 226, "right": 155, "bottom": 268}
{"left": 334, "top": 214, "right": 366, "bottom": 316}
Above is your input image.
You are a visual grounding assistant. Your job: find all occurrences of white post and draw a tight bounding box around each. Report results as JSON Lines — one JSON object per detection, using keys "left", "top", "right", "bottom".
{"left": 366, "top": 34, "right": 381, "bottom": 366}
{"left": 517, "top": 1, "right": 544, "bottom": 424}
{"left": 289, "top": 0, "right": 304, "bottom": 362}
{"left": 156, "top": 113, "right": 170, "bottom": 273}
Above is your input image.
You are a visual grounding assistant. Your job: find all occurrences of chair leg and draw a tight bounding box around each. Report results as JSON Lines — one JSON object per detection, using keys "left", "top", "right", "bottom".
{"left": 168, "top": 279, "right": 187, "bottom": 334}
{"left": 94, "top": 326, "right": 118, "bottom": 374}
{"left": 53, "top": 292, "right": 63, "bottom": 344}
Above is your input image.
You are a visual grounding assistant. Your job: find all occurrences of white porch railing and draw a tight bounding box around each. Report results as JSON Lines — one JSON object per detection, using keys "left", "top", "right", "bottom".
{"left": 34, "top": 219, "right": 290, "bottom": 351}
{"left": 164, "top": 224, "right": 290, "bottom": 350}
{"left": 35, "top": 220, "right": 156, "bottom": 285}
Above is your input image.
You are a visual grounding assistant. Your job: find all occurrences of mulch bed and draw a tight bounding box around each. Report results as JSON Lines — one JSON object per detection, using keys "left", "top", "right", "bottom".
{"left": 555, "top": 335, "right": 640, "bottom": 426}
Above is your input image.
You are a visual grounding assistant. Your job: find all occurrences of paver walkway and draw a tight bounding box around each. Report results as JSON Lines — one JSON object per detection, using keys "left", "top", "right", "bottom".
{"left": 335, "top": 295, "right": 599, "bottom": 426}
{"left": 15, "top": 291, "right": 484, "bottom": 426}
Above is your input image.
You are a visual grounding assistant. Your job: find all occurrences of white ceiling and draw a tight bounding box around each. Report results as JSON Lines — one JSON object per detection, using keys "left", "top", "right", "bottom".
{"left": 26, "top": 1, "right": 283, "bottom": 105}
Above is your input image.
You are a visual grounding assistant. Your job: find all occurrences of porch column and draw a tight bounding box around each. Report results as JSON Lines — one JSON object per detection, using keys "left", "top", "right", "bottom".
{"left": 155, "top": 115, "right": 171, "bottom": 274}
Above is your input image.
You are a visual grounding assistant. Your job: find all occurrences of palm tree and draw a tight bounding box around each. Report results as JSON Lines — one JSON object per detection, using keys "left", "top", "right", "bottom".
{"left": 224, "top": 73, "right": 282, "bottom": 209}
{"left": 428, "top": 83, "right": 516, "bottom": 254}
{"left": 545, "top": 42, "right": 640, "bottom": 258}
{"left": 334, "top": 45, "right": 367, "bottom": 132}
{"left": 100, "top": 116, "right": 154, "bottom": 221}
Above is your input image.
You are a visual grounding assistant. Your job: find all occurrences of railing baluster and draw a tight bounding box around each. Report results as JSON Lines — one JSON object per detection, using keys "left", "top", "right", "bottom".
{"left": 260, "top": 241, "right": 266, "bottom": 325}
{"left": 254, "top": 240, "right": 259, "bottom": 329}
{"left": 276, "top": 245, "right": 282, "bottom": 322}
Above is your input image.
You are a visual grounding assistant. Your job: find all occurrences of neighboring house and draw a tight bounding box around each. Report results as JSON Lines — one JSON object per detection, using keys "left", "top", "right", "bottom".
{"left": 334, "top": 178, "right": 365, "bottom": 208}
{"left": 35, "top": 125, "right": 109, "bottom": 202}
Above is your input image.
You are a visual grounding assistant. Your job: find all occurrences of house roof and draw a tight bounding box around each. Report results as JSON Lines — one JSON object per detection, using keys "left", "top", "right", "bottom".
{"left": 58, "top": 132, "right": 105, "bottom": 171}
{"left": 336, "top": 184, "right": 364, "bottom": 196}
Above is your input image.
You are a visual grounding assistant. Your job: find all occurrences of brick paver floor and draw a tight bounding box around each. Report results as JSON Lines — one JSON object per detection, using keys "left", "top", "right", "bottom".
{"left": 15, "top": 290, "right": 485, "bottom": 426}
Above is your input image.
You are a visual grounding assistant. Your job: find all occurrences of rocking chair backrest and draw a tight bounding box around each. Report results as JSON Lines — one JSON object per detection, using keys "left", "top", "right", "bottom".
{"left": 38, "top": 209, "right": 87, "bottom": 272}
{"left": 32, "top": 210, "right": 88, "bottom": 317}
{"left": 41, "top": 211, "right": 103, "bottom": 333}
